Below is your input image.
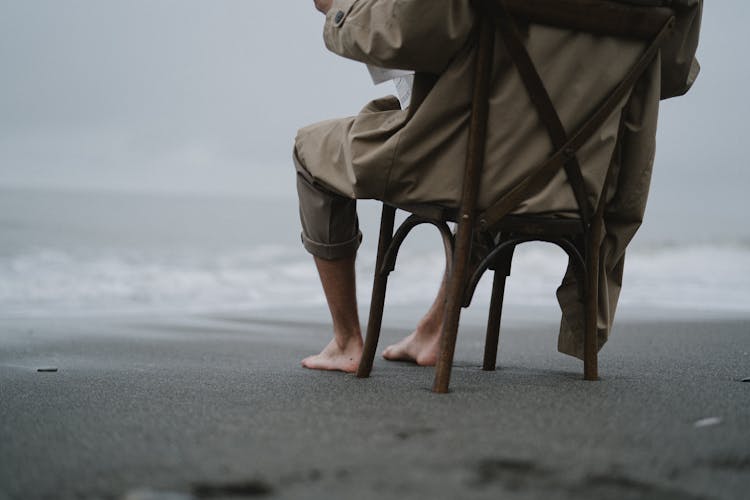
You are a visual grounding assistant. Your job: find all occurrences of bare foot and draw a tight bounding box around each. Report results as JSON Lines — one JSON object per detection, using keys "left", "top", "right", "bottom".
{"left": 382, "top": 319, "right": 442, "bottom": 366}
{"left": 301, "top": 336, "right": 363, "bottom": 373}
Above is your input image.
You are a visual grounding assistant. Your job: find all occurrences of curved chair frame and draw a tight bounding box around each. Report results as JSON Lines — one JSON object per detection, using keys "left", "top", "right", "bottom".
{"left": 379, "top": 214, "right": 455, "bottom": 276}
{"left": 462, "top": 234, "right": 585, "bottom": 309}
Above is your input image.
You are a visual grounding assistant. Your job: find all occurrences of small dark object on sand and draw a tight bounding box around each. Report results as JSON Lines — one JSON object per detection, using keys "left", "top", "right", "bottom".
{"left": 741, "top": 377, "right": 750, "bottom": 382}
{"left": 192, "top": 479, "right": 273, "bottom": 498}
{"left": 37, "top": 367, "right": 58, "bottom": 373}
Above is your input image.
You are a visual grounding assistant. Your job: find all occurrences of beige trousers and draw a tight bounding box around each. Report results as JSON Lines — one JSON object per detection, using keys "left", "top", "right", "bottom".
{"left": 295, "top": 147, "right": 362, "bottom": 261}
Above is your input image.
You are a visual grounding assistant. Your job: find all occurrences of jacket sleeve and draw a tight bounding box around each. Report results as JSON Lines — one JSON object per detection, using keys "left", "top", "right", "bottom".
{"left": 323, "top": 0, "right": 474, "bottom": 74}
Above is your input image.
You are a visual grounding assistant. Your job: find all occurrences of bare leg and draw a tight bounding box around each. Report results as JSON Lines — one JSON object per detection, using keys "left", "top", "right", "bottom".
{"left": 301, "top": 256, "right": 363, "bottom": 373}
{"left": 382, "top": 271, "right": 447, "bottom": 366}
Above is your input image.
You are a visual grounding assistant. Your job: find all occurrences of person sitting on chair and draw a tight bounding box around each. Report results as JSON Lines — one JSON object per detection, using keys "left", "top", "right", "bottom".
{"left": 294, "top": 0, "right": 701, "bottom": 372}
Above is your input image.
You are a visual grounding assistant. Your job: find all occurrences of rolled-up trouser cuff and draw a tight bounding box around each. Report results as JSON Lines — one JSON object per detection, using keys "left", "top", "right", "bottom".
{"left": 295, "top": 148, "right": 362, "bottom": 261}
{"left": 301, "top": 230, "right": 362, "bottom": 261}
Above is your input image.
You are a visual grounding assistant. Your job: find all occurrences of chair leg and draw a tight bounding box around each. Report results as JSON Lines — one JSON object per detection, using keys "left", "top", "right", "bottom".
{"left": 483, "top": 271, "right": 508, "bottom": 371}
{"left": 583, "top": 236, "right": 600, "bottom": 381}
{"left": 482, "top": 245, "right": 513, "bottom": 371}
{"left": 432, "top": 223, "right": 475, "bottom": 393}
{"left": 356, "top": 205, "right": 396, "bottom": 379}
{"left": 433, "top": 279, "right": 464, "bottom": 393}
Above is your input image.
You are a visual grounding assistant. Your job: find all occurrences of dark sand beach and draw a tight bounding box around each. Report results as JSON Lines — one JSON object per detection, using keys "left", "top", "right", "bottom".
{"left": 2, "top": 1, "right": 747, "bottom": 498}
{"left": 1, "top": 312, "right": 748, "bottom": 500}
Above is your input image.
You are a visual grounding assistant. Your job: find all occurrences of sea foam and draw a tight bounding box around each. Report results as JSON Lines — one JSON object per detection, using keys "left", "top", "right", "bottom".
{"left": 1, "top": 242, "right": 748, "bottom": 318}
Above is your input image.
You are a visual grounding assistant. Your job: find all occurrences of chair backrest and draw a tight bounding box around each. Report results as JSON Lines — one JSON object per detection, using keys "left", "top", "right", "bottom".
{"left": 461, "top": 0, "right": 681, "bottom": 234}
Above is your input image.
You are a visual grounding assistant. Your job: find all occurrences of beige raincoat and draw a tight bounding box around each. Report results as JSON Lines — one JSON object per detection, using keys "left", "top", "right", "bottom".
{"left": 294, "top": 0, "right": 702, "bottom": 359}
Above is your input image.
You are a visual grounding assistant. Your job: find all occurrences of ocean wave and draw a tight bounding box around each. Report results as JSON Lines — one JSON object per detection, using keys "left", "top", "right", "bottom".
{"left": 1, "top": 242, "right": 748, "bottom": 317}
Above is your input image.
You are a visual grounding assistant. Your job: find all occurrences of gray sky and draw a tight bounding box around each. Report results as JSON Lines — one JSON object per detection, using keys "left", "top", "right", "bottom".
{"left": 0, "top": 0, "right": 386, "bottom": 196}
{"left": 0, "top": 1, "right": 748, "bottom": 215}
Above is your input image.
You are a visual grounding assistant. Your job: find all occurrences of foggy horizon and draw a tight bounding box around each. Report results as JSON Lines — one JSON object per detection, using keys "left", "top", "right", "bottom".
{"left": 1, "top": 1, "right": 747, "bottom": 218}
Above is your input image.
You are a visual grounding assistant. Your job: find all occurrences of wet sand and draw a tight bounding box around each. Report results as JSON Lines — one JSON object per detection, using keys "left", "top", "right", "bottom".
{"left": 1, "top": 312, "right": 749, "bottom": 499}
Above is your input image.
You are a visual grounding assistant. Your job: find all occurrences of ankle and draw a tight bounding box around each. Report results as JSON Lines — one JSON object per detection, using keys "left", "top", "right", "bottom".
{"left": 333, "top": 331, "right": 363, "bottom": 350}
{"left": 415, "top": 317, "right": 442, "bottom": 337}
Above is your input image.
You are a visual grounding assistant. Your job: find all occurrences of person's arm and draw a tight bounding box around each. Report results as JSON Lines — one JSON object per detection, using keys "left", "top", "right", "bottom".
{"left": 320, "top": 0, "right": 474, "bottom": 74}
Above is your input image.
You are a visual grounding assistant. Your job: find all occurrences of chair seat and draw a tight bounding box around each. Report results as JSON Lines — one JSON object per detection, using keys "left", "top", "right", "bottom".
{"left": 493, "top": 214, "right": 584, "bottom": 236}
{"left": 386, "top": 201, "right": 458, "bottom": 223}
{"left": 389, "top": 201, "right": 584, "bottom": 237}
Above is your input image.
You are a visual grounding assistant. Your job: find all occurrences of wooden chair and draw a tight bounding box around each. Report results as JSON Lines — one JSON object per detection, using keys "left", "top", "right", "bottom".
{"left": 356, "top": 0, "right": 677, "bottom": 393}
